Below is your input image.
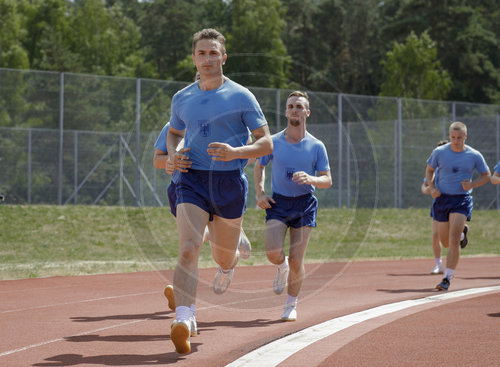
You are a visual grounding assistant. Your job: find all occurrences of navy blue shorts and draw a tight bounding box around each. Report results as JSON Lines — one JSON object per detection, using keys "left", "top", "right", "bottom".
{"left": 167, "top": 181, "right": 177, "bottom": 217}
{"left": 176, "top": 169, "right": 248, "bottom": 221}
{"left": 429, "top": 198, "right": 435, "bottom": 218}
{"left": 266, "top": 193, "right": 318, "bottom": 228}
{"left": 432, "top": 194, "right": 472, "bottom": 222}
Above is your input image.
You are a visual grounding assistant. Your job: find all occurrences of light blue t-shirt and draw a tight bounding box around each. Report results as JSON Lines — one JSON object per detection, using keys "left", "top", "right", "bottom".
{"left": 170, "top": 78, "right": 267, "bottom": 171}
{"left": 154, "top": 122, "right": 180, "bottom": 183}
{"left": 423, "top": 168, "right": 439, "bottom": 186}
{"left": 494, "top": 161, "right": 500, "bottom": 175}
{"left": 258, "top": 130, "right": 330, "bottom": 197}
{"left": 427, "top": 143, "right": 489, "bottom": 195}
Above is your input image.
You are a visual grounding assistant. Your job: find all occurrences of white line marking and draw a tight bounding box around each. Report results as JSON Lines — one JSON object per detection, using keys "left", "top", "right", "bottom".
{"left": 0, "top": 294, "right": 271, "bottom": 358}
{"left": 226, "top": 285, "right": 500, "bottom": 367}
{"left": 0, "top": 319, "right": 145, "bottom": 357}
{"left": 1, "top": 291, "right": 158, "bottom": 314}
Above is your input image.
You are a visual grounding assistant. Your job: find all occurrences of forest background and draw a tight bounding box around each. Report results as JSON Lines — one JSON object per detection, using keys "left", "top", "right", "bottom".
{"left": 1, "top": 0, "right": 499, "bottom": 122}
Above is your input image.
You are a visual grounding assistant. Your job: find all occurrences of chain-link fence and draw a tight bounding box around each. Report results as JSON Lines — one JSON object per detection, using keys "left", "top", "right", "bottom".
{"left": 1, "top": 68, "right": 499, "bottom": 209}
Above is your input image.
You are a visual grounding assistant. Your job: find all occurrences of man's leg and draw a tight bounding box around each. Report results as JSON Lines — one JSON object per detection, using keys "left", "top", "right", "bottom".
{"left": 280, "top": 226, "right": 311, "bottom": 321}
{"left": 174, "top": 203, "right": 208, "bottom": 307}
{"left": 445, "top": 212, "right": 467, "bottom": 270}
{"left": 171, "top": 203, "right": 208, "bottom": 354}
{"left": 436, "top": 213, "right": 466, "bottom": 291}
{"left": 208, "top": 215, "right": 243, "bottom": 294}
{"left": 264, "top": 220, "right": 289, "bottom": 294}
{"left": 264, "top": 219, "right": 288, "bottom": 265}
{"left": 287, "top": 226, "right": 312, "bottom": 297}
{"left": 437, "top": 221, "right": 450, "bottom": 248}
{"left": 430, "top": 219, "right": 443, "bottom": 274}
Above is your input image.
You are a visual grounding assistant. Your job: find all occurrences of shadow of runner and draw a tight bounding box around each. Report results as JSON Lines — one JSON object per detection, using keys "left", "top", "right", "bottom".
{"left": 33, "top": 348, "right": 198, "bottom": 366}
{"left": 70, "top": 311, "right": 170, "bottom": 322}
{"left": 377, "top": 288, "right": 438, "bottom": 294}
{"left": 65, "top": 334, "right": 168, "bottom": 343}
{"left": 196, "top": 318, "right": 282, "bottom": 331}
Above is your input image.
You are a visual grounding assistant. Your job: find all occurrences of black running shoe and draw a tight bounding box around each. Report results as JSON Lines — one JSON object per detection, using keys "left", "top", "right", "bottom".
{"left": 460, "top": 224, "right": 469, "bottom": 249}
{"left": 436, "top": 277, "right": 450, "bottom": 291}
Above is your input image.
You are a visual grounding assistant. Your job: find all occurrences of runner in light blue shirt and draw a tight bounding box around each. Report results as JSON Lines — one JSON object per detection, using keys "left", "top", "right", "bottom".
{"left": 425, "top": 121, "right": 490, "bottom": 291}
{"left": 258, "top": 130, "right": 330, "bottom": 197}
{"left": 427, "top": 143, "right": 489, "bottom": 195}
{"left": 166, "top": 28, "right": 273, "bottom": 355}
{"left": 169, "top": 78, "right": 266, "bottom": 171}
{"left": 254, "top": 91, "right": 332, "bottom": 322}
{"left": 491, "top": 161, "right": 500, "bottom": 184}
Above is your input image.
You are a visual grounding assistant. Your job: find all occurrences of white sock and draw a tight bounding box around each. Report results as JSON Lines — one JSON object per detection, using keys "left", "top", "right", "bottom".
{"left": 444, "top": 268, "right": 454, "bottom": 280}
{"left": 175, "top": 305, "right": 192, "bottom": 321}
{"left": 278, "top": 256, "right": 289, "bottom": 269}
{"left": 203, "top": 227, "right": 210, "bottom": 243}
{"left": 190, "top": 304, "right": 196, "bottom": 318}
{"left": 286, "top": 295, "right": 297, "bottom": 306}
{"left": 460, "top": 232, "right": 464, "bottom": 241}
{"left": 435, "top": 258, "right": 442, "bottom": 266}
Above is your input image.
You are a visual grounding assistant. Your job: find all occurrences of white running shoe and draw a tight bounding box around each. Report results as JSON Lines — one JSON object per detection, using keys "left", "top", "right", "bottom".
{"left": 171, "top": 315, "right": 197, "bottom": 337}
{"left": 281, "top": 303, "right": 297, "bottom": 322}
{"left": 238, "top": 229, "right": 252, "bottom": 259}
{"left": 273, "top": 256, "right": 289, "bottom": 295}
{"left": 171, "top": 319, "right": 191, "bottom": 354}
{"left": 189, "top": 315, "right": 198, "bottom": 337}
{"left": 213, "top": 267, "right": 234, "bottom": 294}
{"left": 430, "top": 265, "right": 444, "bottom": 275}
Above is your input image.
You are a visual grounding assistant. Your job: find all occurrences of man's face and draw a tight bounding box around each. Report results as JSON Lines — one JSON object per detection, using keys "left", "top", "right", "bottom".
{"left": 449, "top": 128, "right": 467, "bottom": 148}
{"left": 192, "top": 39, "right": 227, "bottom": 77}
{"left": 285, "top": 96, "right": 310, "bottom": 127}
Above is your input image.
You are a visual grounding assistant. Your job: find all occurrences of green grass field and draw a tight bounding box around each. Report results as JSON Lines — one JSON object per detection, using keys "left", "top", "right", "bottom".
{"left": 1, "top": 205, "right": 499, "bottom": 280}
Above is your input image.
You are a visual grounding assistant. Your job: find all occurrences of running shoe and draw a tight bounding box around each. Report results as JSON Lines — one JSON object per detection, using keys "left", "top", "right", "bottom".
{"left": 436, "top": 277, "right": 450, "bottom": 291}
{"left": 273, "top": 256, "right": 289, "bottom": 295}
{"left": 164, "top": 285, "right": 175, "bottom": 311}
{"left": 238, "top": 229, "right": 252, "bottom": 259}
{"left": 430, "top": 264, "right": 444, "bottom": 275}
{"left": 281, "top": 303, "right": 297, "bottom": 321}
{"left": 171, "top": 319, "right": 191, "bottom": 354}
{"left": 213, "top": 267, "right": 234, "bottom": 294}
{"left": 170, "top": 315, "right": 198, "bottom": 337}
{"left": 189, "top": 315, "right": 198, "bottom": 336}
{"left": 460, "top": 224, "right": 469, "bottom": 249}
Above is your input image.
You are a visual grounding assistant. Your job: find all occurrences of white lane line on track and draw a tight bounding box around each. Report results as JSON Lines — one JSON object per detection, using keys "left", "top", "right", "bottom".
{"left": 0, "top": 291, "right": 158, "bottom": 314}
{"left": 226, "top": 285, "right": 500, "bottom": 367}
{"left": 0, "top": 294, "right": 272, "bottom": 358}
{"left": 0, "top": 319, "right": 146, "bottom": 357}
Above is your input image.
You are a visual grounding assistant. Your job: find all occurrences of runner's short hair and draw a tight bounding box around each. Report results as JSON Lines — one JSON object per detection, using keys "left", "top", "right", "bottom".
{"left": 193, "top": 28, "right": 226, "bottom": 54}
{"left": 287, "top": 91, "right": 309, "bottom": 108}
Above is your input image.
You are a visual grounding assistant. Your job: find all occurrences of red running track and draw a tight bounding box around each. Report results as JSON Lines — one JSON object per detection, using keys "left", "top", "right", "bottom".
{"left": 1, "top": 257, "right": 499, "bottom": 366}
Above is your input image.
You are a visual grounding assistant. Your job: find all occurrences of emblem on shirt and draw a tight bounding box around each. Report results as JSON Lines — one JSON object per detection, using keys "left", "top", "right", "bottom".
{"left": 452, "top": 166, "right": 459, "bottom": 173}
{"left": 286, "top": 168, "right": 295, "bottom": 180}
{"left": 199, "top": 121, "right": 210, "bottom": 137}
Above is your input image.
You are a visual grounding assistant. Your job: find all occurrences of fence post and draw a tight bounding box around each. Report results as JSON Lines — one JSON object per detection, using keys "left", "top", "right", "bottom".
{"left": 398, "top": 99, "right": 403, "bottom": 208}
{"left": 58, "top": 72, "right": 64, "bottom": 205}
{"left": 346, "top": 122, "right": 350, "bottom": 208}
{"left": 393, "top": 120, "right": 398, "bottom": 208}
{"left": 497, "top": 115, "right": 499, "bottom": 210}
{"left": 452, "top": 101, "right": 456, "bottom": 122}
{"left": 27, "top": 128, "right": 32, "bottom": 204}
{"left": 337, "top": 93, "right": 342, "bottom": 208}
{"left": 135, "top": 78, "right": 141, "bottom": 206}
{"left": 74, "top": 131, "right": 78, "bottom": 205}
{"left": 275, "top": 89, "right": 280, "bottom": 133}
{"left": 119, "top": 134, "right": 124, "bottom": 206}
{"left": 442, "top": 117, "right": 447, "bottom": 140}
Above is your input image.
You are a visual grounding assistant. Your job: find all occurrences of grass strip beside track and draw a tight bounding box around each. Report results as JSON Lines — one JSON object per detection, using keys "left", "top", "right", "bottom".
{"left": 1, "top": 205, "right": 499, "bottom": 279}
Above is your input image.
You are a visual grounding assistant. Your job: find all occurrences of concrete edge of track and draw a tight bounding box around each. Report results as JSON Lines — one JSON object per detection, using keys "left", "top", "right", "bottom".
{"left": 226, "top": 285, "right": 500, "bottom": 367}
